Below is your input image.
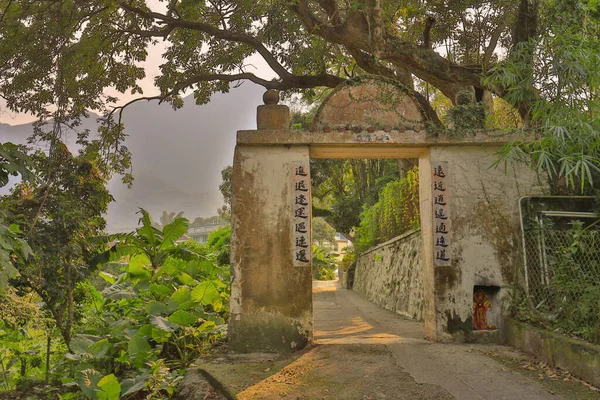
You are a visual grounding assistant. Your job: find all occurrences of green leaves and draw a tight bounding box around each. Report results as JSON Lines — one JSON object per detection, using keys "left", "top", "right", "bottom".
{"left": 121, "top": 375, "right": 150, "bottom": 397}
{"left": 98, "top": 271, "right": 116, "bottom": 284}
{"left": 71, "top": 334, "right": 102, "bottom": 355}
{"left": 355, "top": 166, "right": 420, "bottom": 252}
{"left": 0, "top": 220, "right": 31, "bottom": 294}
{"left": 0, "top": 142, "right": 35, "bottom": 187}
{"left": 192, "top": 280, "right": 222, "bottom": 310}
{"left": 149, "top": 283, "right": 172, "bottom": 297}
{"left": 147, "top": 301, "right": 169, "bottom": 316}
{"left": 168, "top": 310, "right": 197, "bottom": 326}
{"left": 75, "top": 370, "right": 121, "bottom": 400}
{"left": 149, "top": 316, "right": 178, "bottom": 333}
{"left": 484, "top": 2, "right": 600, "bottom": 193}
{"left": 75, "top": 369, "right": 103, "bottom": 398}
{"left": 128, "top": 334, "right": 151, "bottom": 356}
{"left": 61, "top": 209, "right": 231, "bottom": 398}
{"left": 96, "top": 374, "right": 121, "bottom": 400}
{"left": 161, "top": 218, "right": 189, "bottom": 249}
{"left": 170, "top": 287, "right": 192, "bottom": 306}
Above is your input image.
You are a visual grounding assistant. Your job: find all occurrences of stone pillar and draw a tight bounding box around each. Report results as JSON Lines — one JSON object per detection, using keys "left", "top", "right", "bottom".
{"left": 229, "top": 142, "right": 313, "bottom": 353}
{"left": 418, "top": 152, "right": 438, "bottom": 340}
{"left": 257, "top": 90, "right": 290, "bottom": 130}
{"left": 427, "top": 145, "right": 547, "bottom": 342}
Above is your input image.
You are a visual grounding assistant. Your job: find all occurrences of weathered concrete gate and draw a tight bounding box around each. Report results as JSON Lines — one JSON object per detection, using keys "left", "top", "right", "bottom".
{"left": 229, "top": 78, "right": 546, "bottom": 352}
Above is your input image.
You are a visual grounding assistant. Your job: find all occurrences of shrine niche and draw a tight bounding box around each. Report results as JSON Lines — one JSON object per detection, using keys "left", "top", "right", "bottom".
{"left": 228, "top": 76, "right": 547, "bottom": 353}
{"left": 473, "top": 285, "right": 500, "bottom": 331}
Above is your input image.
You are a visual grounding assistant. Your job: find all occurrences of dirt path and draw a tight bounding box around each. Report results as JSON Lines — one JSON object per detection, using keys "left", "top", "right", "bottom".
{"left": 186, "top": 281, "right": 598, "bottom": 399}
{"left": 313, "top": 280, "right": 562, "bottom": 400}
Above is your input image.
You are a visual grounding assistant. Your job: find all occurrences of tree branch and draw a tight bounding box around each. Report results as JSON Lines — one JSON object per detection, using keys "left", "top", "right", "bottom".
{"left": 422, "top": 16, "right": 435, "bottom": 49}
{"left": 0, "top": 0, "right": 15, "bottom": 25}
{"left": 169, "top": 71, "right": 344, "bottom": 93}
{"left": 104, "top": 71, "right": 344, "bottom": 121}
{"left": 483, "top": 17, "right": 507, "bottom": 68}
{"left": 116, "top": 1, "right": 291, "bottom": 80}
{"left": 315, "top": 0, "right": 341, "bottom": 25}
{"left": 107, "top": 96, "right": 164, "bottom": 125}
{"left": 291, "top": 0, "right": 483, "bottom": 102}
{"left": 346, "top": 47, "right": 441, "bottom": 125}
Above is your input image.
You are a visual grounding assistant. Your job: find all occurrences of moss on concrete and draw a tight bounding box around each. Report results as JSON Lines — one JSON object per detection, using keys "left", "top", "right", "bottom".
{"left": 229, "top": 312, "right": 311, "bottom": 353}
{"left": 505, "top": 318, "right": 600, "bottom": 387}
{"left": 488, "top": 350, "right": 600, "bottom": 400}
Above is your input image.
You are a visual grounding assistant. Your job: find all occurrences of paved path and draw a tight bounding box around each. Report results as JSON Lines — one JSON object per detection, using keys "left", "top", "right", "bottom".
{"left": 313, "top": 280, "right": 562, "bottom": 400}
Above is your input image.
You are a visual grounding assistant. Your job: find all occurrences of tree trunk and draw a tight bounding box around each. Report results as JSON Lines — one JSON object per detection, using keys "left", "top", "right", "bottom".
{"left": 45, "top": 335, "right": 51, "bottom": 384}
{"left": 398, "top": 159, "right": 417, "bottom": 180}
{"left": 65, "top": 263, "right": 74, "bottom": 348}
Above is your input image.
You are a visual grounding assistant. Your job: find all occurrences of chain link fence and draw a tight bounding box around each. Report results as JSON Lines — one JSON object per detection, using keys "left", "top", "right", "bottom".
{"left": 520, "top": 219, "right": 600, "bottom": 344}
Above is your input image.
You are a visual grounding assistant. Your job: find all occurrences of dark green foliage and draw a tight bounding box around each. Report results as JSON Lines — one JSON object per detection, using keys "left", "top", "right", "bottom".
{"left": 0, "top": 211, "right": 232, "bottom": 398}
{"left": 547, "top": 222, "right": 600, "bottom": 343}
{"left": 455, "top": 90, "right": 474, "bottom": 106}
{"left": 218, "top": 166, "right": 233, "bottom": 221}
{"left": 310, "top": 158, "right": 401, "bottom": 240}
{"left": 207, "top": 226, "right": 231, "bottom": 267}
{"left": 447, "top": 90, "right": 486, "bottom": 131}
{"left": 64, "top": 213, "right": 229, "bottom": 399}
{"left": 355, "top": 167, "right": 420, "bottom": 252}
{"left": 2, "top": 143, "right": 112, "bottom": 348}
{"left": 0, "top": 143, "right": 35, "bottom": 188}
{"left": 0, "top": 142, "right": 34, "bottom": 295}
{"left": 329, "top": 192, "right": 364, "bottom": 239}
{"left": 312, "top": 245, "right": 337, "bottom": 281}
{"left": 312, "top": 217, "right": 336, "bottom": 246}
{"left": 515, "top": 219, "right": 600, "bottom": 344}
{"left": 0, "top": 223, "right": 31, "bottom": 295}
{"left": 485, "top": 5, "right": 600, "bottom": 192}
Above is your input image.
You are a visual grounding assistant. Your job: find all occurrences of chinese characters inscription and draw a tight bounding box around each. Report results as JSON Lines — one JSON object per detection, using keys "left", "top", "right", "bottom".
{"left": 293, "top": 163, "right": 311, "bottom": 267}
{"left": 432, "top": 161, "right": 451, "bottom": 266}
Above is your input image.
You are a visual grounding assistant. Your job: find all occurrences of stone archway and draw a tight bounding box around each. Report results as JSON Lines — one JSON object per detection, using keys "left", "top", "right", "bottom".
{"left": 228, "top": 77, "right": 546, "bottom": 353}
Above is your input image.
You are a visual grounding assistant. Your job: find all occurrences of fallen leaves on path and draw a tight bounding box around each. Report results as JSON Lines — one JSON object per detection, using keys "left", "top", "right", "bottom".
{"left": 518, "top": 360, "right": 600, "bottom": 392}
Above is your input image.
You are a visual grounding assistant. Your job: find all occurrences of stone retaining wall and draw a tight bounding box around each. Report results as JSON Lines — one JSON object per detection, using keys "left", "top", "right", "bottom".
{"left": 505, "top": 319, "right": 600, "bottom": 387}
{"left": 354, "top": 229, "right": 423, "bottom": 320}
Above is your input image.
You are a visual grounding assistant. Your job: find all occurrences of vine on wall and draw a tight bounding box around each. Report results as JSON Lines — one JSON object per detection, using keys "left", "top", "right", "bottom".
{"left": 355, "top": 166, "right": 420, "bottom": 252}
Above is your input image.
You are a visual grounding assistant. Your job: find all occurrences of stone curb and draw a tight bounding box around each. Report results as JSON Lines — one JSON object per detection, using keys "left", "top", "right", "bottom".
{"left": 504, "top": 318, "right": 600, "bottom": 387}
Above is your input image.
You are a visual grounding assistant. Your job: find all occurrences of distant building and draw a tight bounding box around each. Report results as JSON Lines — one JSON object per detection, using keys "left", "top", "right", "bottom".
{"left": 322, "top": 233, "right": 352, "bottom": 261}
{"left": 185, "top": 217, "right": 229, "bottom": 244}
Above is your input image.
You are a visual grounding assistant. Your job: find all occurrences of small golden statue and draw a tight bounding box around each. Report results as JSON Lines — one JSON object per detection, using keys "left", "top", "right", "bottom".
{"left": 473, "top": 290, "right": 493, "bottom": 331}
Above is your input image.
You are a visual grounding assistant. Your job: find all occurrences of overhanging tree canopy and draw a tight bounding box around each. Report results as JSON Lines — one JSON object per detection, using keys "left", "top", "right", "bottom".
{"left": 1, "top": 0, "right": 599, "bottom": 188}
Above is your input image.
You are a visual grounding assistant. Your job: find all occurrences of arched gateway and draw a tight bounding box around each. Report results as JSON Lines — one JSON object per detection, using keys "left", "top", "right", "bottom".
{"left": 228, "top": 78, "right": 546, "bottom": 352}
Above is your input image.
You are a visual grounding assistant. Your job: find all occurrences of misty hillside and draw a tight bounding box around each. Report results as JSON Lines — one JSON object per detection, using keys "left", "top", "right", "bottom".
{"left": 0, "top": 83, "right": 264, "bottom": 232}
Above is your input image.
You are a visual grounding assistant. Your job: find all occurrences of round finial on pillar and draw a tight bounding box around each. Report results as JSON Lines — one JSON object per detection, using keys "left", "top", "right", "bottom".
{"left": 263, "top": 90, "right": 280, "bottom": 105}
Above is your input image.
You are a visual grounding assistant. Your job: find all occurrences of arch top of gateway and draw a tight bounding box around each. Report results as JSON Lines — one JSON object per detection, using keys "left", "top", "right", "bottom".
{"left": 242, "top": 76, "right": 533, "bottom": 150}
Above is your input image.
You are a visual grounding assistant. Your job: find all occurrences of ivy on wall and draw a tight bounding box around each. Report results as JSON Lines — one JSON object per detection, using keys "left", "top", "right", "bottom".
{"left": 355, "top": 167, "right": 420, "bottom": 252}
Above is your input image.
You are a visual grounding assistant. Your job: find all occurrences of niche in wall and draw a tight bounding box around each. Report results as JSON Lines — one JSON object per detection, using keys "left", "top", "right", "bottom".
{"left": 473, "top": 285, "right": 501, "bottom": 331}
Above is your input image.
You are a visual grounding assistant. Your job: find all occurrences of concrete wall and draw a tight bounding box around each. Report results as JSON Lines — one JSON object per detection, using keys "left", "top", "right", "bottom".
{"left": 427, "top": 145, "right": 548, "bottom": 342}
{"left": 354, "top": 230, "right": 424, "bottom": 321}
{"left": 229, "top": 145, "right": 313, "bottom": 353}
{"left": 505, "top": 319, "right": 600, "bottom": 387}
